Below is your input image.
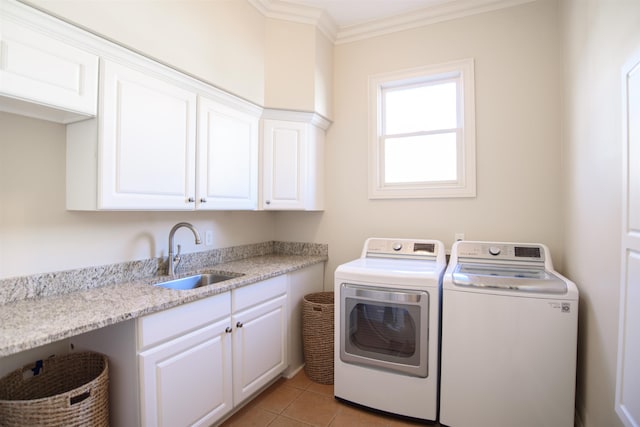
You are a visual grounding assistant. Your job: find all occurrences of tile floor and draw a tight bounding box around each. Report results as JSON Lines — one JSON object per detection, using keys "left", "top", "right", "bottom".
{"left": 220, "top": 370, "right": 439, "bottom": 427}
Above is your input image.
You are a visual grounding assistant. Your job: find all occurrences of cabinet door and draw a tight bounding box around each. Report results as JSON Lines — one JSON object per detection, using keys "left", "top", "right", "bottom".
{"left": 139, "top": 318, "right": 233, "bottom": 427}
{"left": 0, "top": 19, "right": 98, "bottom": 122}
{"left": 197, "top": 97, "right": 259, "bottom": 210}
{"left": 99, "top": 60, "right": 197, "bottom": 210}
{"left": 262, "top": 119, "right": 307, "bottom": 210}
{"left": 232, "top": 294, "right": 287, "bottom": 404}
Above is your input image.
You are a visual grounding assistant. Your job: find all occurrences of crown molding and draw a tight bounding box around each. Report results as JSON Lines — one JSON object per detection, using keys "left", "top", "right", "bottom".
{"left": 248, "top": 0, "right": 338, "bottom": 43}
{"left": 250, "top": 0, "right": 536, "bottom": 45}
{"left": 262, "top": 108, "right": 332, "bottom": 130}
{"left": 335, "top": 0, "right": 536, "bottom": 44}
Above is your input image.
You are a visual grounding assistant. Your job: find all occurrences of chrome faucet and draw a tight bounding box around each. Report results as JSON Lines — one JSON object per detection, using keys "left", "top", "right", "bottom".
{"left": 167, "top": 222, "right": 202, "bottom": 276}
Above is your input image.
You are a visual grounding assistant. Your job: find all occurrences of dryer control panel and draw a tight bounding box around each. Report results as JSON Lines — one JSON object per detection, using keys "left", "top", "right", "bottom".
{"left": 363, "top": 238, "right": 441, "bottom": 260}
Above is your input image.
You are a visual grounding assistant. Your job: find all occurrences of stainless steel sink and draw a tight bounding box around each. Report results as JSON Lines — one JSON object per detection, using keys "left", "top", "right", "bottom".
{"left": 154, "top": 272, "right": 242, "bottom": 290}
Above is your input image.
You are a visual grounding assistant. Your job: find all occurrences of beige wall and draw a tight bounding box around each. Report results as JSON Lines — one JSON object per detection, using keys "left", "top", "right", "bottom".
{"left": 2, "top": 1, "right": 633, "bottom": 424}
{"left": 0, "top": 111, "right": 276, "bottom": 278}
{"left": 25, "top": 0, "right": 266, "bottom": 104}
{"left": 315, "top": 28, "right": 334, "bottom": 118}
{"left": 0, "top": 0, "right": 277, "bottom": 279}
{"left": 560, "top": 0, "right": 640, "bottom": 425}
{"left": 263, "top": 19, "right": 333, "bottom": 118}
{"left": 276, "top": 0, "right": 564, "bottom": 286}
{"left": 264, "top": 19, "right": 315, "bottom": 111}
{"left": 1, "top": 0, "right": 332, "bottom": 280}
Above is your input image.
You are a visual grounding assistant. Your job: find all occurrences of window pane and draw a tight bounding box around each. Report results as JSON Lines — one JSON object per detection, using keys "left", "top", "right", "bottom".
{"left": 384, "top": 82, "right": 457, "bottom": 135}
{"left": 384, "top": 133, "right": 457, "bottom": 183}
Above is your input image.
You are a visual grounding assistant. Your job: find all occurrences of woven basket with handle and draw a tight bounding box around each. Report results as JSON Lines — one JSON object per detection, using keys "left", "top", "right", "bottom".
{"left": 0, "top": 351, "right": 109, "bottom": 426}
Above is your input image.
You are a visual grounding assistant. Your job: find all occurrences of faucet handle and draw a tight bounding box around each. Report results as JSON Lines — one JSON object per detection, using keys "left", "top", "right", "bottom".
{"left": 173, "top": 245, "right": 182, "bottom": 272}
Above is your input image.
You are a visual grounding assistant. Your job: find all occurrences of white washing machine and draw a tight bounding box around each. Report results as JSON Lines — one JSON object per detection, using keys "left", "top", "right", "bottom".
{"left": 334, "top": 238, "right": 446, "bottom": 422}
{"left": 440, "top": 241, "right": 579, "bottom": 427}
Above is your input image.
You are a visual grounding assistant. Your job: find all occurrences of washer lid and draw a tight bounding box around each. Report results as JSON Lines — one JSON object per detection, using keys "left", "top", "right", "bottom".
{"left": 452, "top": 263, "right": 567, "bottom": 294}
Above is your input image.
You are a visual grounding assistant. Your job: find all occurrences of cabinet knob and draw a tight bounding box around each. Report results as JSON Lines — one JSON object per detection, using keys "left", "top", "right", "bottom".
{"left": 187, "top": 197, "right": 195, "bottom": 203}
{"left": 200, "top": 198, "right": 207, "bottom": 203}
{"left": 225, "top": 327, "right": 232, "bottom": 333}
{"left": 236, "top": 321, "right": 243, "bottom": 328}
{"left": 265, "top": 200, "right": 271, "bottom": 205}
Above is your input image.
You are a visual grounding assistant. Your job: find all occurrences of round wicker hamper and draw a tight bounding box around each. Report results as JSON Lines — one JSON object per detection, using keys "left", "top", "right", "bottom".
{"left": 0, "top": 352, "right": 109, "bottom": 427}
{"left": 302, "top": 291, "right": 334, "bottom": 384}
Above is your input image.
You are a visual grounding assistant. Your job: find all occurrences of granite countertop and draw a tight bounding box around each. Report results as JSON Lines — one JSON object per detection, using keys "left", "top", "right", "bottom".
{"left": 0, "top": 242, "right": 327, "bottom": 358}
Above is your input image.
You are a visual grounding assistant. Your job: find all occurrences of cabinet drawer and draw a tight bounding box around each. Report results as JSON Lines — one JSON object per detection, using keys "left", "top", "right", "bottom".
{"left": 138, "top": 293, "right": 231, "bottom": 350}
{"left": 232, "top": 275, "right": 287, "bottom": 312}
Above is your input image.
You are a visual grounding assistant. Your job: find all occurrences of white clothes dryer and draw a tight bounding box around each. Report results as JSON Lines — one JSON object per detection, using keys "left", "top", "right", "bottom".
{"left": 440, "top": 241, "right": 579, "bottom": 427}
{"left": 334, "top": 238, "right": 446, "bottom": 422}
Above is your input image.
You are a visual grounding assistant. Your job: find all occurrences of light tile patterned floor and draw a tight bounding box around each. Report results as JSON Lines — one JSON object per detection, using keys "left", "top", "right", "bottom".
{"left": 220, "top": 370, "right": 440, "bottom": 427}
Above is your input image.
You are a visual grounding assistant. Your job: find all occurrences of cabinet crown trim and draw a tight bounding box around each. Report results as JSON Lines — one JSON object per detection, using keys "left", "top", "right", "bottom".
{"left": 262, "top": 108, "right": 332, "bottom": 130}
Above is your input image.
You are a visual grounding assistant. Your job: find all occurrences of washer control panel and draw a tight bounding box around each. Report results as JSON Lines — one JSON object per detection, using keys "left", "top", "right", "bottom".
{"left": 364, "top": 238, "right": 439, "bottom": 259}
{"left": 455, "top": 241, "right": 546, "bottom": 263}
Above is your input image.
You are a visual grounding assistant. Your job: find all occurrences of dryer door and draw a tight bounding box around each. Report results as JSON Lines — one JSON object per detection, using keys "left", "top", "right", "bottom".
{"left": 339, "top": 283, "right": 429, "bottom": 377}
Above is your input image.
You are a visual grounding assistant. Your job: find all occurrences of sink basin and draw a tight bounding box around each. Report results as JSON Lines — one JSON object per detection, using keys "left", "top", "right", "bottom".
{"left": 154, "top": 272, "right": 242, "bottom": 290}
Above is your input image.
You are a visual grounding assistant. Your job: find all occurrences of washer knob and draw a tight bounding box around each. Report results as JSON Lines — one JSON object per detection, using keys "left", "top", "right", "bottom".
{"left": 488, "top": 246, "right": 501, "bottom": 256}
{"left": 392, "top": 242, "right": 403, "bottom": 251}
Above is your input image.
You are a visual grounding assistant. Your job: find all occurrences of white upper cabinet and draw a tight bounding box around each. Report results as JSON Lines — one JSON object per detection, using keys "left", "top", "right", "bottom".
{"left": 67, "top": 59, "right": 198, "bottom": 210}
{"left": 3, "top": 0, "right": 334, "bottom": 211}
{"left": 261, "top": 111, "right": 330, "bottom": 211}
{"left": 197, "top": 97, "right": 259, "bottom": 210}
{"left": 99, "top": 60, "right": 197, "bottom": 210}
{"left": 67, "top": 56, "right": 263, "bottom": 211}
{"left": 0, "top": 1, "right": 98, "bottom": 123}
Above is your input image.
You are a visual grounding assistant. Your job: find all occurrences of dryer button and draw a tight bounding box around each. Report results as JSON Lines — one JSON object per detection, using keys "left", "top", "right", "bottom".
{"left": 392, "top": 242, "right": 403, "bottom": 251}
{"left": 488, "top": 246, "right": 501, "bottom": 256}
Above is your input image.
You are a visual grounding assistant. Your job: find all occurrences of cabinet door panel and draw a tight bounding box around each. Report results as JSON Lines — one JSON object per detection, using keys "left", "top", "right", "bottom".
{"left": 232, "top": 294, "right": 287, "bottom": 404}
{"left": 262, "top": 120, "right": 307, "bottom": 210}
{"left": 0, "top": 20, "right": 98, "bottom": 121}
{"left": 139, "top": 320, "right": 232, "bottom": 427}
{"left": 99, "top": 60, "right": 196, "bottom": 209}
{"left": 198, "top": 97, "right": 258, "bottom": 210}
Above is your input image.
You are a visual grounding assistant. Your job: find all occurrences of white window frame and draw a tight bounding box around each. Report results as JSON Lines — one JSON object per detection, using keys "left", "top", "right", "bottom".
{"left": 368, "top": 59, "right": 476, "bottom": 199}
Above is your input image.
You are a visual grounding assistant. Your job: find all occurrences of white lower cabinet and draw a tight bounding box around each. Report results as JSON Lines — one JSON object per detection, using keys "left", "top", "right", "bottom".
{"left": 139, "top": 318, "right": 232, "bottom": 426}
{"left": 139, "top": 275, "right": 287, "bottom": 427}
{"left": 138, "top": 293, "right": 232, "bottom": 427}
{"left": 69, "top": 265, "right": 324, "bottom": 426}
{"left": 232, "top": 278, "right": 287, "bottom": 403}
{"left": 139, "top": 318, "right": 232, "bottom": 427}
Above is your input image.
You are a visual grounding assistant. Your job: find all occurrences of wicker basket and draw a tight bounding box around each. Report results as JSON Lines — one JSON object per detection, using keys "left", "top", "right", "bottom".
{"left": 302, "top": 291, "right": 334, "bottom": 384}
{"left": 0, "top": 352, "right": 109, "bottom": 427}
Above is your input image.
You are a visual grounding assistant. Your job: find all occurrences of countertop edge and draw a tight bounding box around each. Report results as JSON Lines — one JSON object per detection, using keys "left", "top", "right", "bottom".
{"left": 0, "top": 254, "right": 327, "bottom": 358}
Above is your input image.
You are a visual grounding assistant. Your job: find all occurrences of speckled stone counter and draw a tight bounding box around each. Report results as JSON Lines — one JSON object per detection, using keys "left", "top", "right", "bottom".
{"left": 0, "top": 241, "right": 327, "bottom": 357}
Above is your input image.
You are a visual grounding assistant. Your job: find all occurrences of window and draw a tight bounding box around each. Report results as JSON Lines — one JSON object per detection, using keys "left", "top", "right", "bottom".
{"left": 368, "top": 59, "right": 476, "bottom": 199}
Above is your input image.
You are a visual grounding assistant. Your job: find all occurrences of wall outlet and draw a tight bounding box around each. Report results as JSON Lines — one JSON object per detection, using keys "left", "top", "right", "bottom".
{"left": 205, "top": 230, "right": 213, "bottom": 246}
{"left": 454, "top": 233, "right": 465, "bottom": 242}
